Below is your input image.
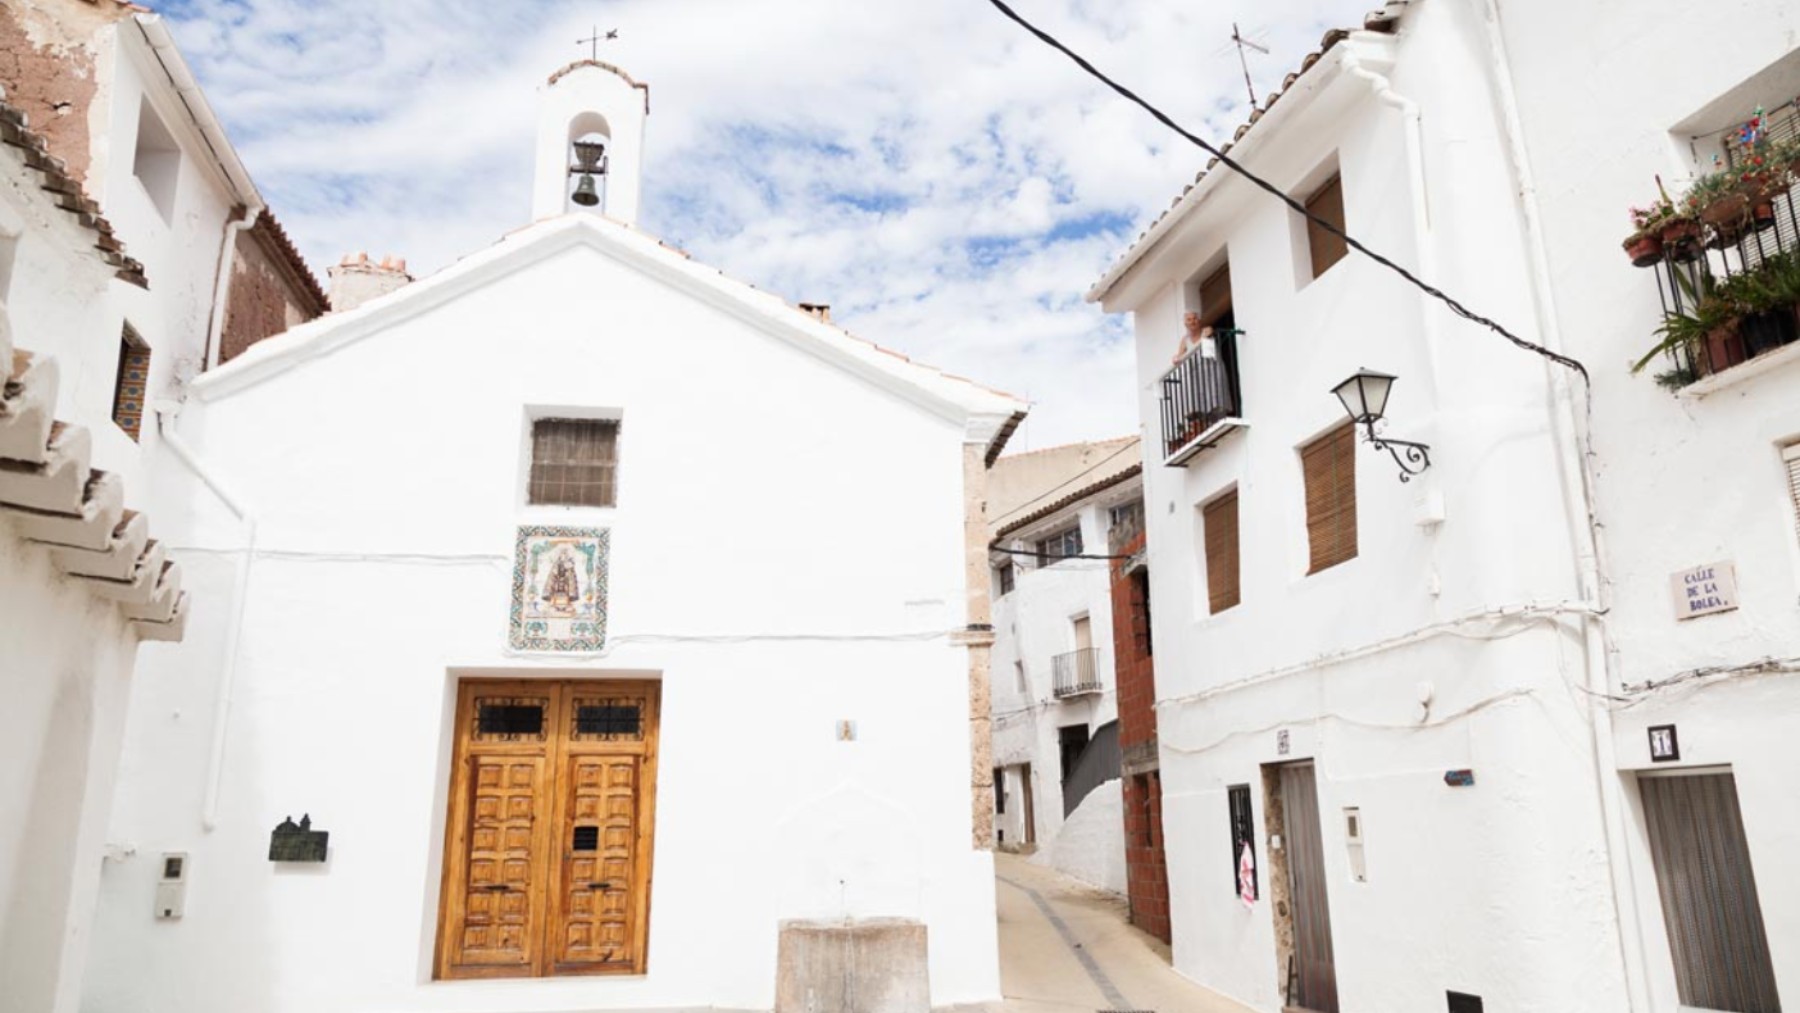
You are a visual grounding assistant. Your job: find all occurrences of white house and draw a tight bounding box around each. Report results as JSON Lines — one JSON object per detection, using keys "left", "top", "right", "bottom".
{"left": 79, "top": 59, "right": 1025, "bottom": 1013}
{"left": 2, "top": 2, "right": 326, "bottom": 1008}
{"left": 0, "top": 86, "right": 187, "bottom": 1013}
{"left": 1494, "top": 2, "right": 1800, "bottom": 1010}
{"left": 986, "top": 437, "right": 1138, "bottom": 894}
{"left": 1090, "top": 4, "right": 1643, "bottom": 1011}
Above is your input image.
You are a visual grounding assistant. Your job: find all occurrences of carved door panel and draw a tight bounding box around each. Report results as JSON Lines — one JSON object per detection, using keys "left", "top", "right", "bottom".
{"left": 552, "top": 755, "right": 642, "bottom": 971}
{"left": 439, "top": 679, "right": 658, "bottom": 980}
{"left": 439, "top": 683, "right": 558, "bottom": 977}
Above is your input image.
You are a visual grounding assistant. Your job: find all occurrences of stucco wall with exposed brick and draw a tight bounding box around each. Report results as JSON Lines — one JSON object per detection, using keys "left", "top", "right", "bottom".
{"left": 1110, "top": 529, "right": 1169, "bottom": 942}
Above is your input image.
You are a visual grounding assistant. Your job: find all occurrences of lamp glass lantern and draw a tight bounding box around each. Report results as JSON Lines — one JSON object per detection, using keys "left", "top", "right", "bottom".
{"left": 1332, "top": 369, "right": 1397, "bottom": 427}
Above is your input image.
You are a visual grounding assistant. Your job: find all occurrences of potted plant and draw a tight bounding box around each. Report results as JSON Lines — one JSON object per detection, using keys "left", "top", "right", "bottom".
{"left": 1660, "top": 210, "right": 1704, "bottom": 262}
{"left": 1633, "top": 270, "right": 1741, "bottom": 380}
{"left": 1623, "top": 199, "right": 1672, "bottom": 267}
{"left": 1717, "top": 267, "right": 1795, "bottom": 357}
{"left": 1691, "top": 170, "right": 1749, "bottom": 230}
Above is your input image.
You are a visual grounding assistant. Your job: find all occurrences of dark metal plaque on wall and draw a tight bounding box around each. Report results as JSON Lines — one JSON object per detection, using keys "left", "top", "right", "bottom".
{"left": 269, "top": 814, "right": 329, "bottom": 862}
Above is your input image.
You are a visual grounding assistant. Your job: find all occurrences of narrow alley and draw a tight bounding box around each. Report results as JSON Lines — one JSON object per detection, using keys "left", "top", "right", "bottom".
{"left": 972, "top": 855, "right": 1252, "bottom": 1013}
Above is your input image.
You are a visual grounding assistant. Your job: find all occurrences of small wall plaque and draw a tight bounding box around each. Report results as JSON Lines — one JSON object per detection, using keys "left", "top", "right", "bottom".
{"left": 269, "top": 814, "right": 328, "bottom": 862}
{"left": 1444, "top": 769, "right": 1476, "bottom": 787}
{"left": 1670, "top": 561, "right": 1739, "bottom": 621}
{"left": 1276, "top": 729, "right": 1290, "bottom": 756}
{"left": 1648, "top": 724, "right": 1680, "bottom": 763}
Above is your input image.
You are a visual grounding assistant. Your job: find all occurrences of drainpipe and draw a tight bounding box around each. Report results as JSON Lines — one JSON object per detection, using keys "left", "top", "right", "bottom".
{"left": 154, "top": 403, "right": 256, "bottom": 832}
{"left": 204, "top": 205, "right": 262, "bottom": 372}
{"left": 1474, "top": 2, "right": 1651, "bottom": 1008}
{"left": 1343, "top": 53, "right": 1450, "bottom": 598}
{"left": 1344, "top": 55, "right": 1444, "bottom": 400}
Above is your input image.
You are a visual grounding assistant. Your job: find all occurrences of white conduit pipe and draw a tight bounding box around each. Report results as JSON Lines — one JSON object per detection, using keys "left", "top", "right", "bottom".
{"left": 155, "top": 406, "right": 256, "bottom": 832}
{"left": 1474, "top": 2, "right": 1651, "bottom": 1007}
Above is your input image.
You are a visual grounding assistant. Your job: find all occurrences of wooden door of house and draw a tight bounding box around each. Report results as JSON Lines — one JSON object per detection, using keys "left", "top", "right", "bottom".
{"left": 1640, "top": 771, "right": 1781, "bottom": 1012}
{"left": 437, "top": 679, "right": 659, "bottom": 980}
{"left": 1281, "top": 762, "right": 1339, "bottom": 1013}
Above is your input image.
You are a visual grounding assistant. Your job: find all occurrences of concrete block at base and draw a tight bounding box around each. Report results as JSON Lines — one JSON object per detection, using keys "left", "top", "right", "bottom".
{"left": 776, "top": 917, "right": 930, "bottom": 1013}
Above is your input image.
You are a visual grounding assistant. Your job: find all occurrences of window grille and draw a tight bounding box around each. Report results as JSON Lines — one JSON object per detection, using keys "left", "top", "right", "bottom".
{"left": 112, "top": 327, "right": 150, "bottom": 442}
{"left": 1784, "top": 443, "right": 1800, "bottom": 546}
{"left": 529, "top": 418, "right": 619, "bottom": 507}
{"left": 1724, "top": 98, "right": 1800, "bottom": 268}
{"left": 475, "top": 701, "right": 547, "bottom": 740}
{"left": 1035, "top": 524, "right": 1083, "bottom": 564}
{"left": 1203, "top": 489, "right": 1241, "bottom": 613}
{"left": 1302, "top": 424, "right": 1358, "bottom": 574}
{"left": 1228, "top": 783, "right": 1257, "bottom": 899}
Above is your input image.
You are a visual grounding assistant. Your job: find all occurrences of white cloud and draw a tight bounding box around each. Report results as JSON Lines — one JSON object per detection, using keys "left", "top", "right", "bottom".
{"left": 160, "top": 0, "right": 1373, "bottom": 448}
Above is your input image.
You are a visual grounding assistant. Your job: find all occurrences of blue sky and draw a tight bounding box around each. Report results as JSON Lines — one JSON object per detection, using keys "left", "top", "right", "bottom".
{"left": 157, "top": 0, "right": 1373, "bottom": 448}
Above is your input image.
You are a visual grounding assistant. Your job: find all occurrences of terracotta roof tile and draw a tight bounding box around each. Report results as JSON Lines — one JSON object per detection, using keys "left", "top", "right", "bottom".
{"left": 1095, "top": 18, "right": 1400, "bottom": 294}
{"left": 0, "top": 97, "right": 146, "bottom": 287}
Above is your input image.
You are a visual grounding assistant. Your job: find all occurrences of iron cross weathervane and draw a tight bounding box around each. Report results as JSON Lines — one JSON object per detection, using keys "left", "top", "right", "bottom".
{"left": 577, "top": 25, "right": 619, "bottom": 61}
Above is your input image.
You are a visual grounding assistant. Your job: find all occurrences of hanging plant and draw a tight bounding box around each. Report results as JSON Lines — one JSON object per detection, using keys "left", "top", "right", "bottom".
{"left": 1623, "top": 198, "right": 1674, "bottom": 267}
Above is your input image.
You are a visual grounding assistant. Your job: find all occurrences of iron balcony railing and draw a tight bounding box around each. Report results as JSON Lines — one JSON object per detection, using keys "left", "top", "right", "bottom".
{"left": 1160, "top": 328, "right": 1243, "bottom": 464}
{"left": 1052, "top": 648, "right": 1102, "bottom": 699}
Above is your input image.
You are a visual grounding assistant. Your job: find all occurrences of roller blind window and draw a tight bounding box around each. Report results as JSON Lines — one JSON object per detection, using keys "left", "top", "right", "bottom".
{"left": 1203, "top": 490, "right": 1240, "bottom": 613}
{"left": 1302, "top": 423, "right": 1358, "bottom": 574}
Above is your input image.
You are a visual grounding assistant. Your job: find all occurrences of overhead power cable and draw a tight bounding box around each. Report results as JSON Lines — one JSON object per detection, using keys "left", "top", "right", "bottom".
{"left": 981, "top": 0, "right": 1590, "bottom": 383}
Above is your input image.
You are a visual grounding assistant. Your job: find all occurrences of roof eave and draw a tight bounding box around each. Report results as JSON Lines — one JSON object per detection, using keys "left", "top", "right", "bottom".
{"left": 191, "top": 215, "right": 1028, "bottom": 426}
{"left": 130, "top": 13, "right": 263, "bottom": 210}
{"left": 1086, "top": 30, "right": 1403, "bottom": 307}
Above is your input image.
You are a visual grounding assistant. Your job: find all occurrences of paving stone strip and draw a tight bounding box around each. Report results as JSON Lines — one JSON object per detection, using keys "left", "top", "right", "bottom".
{"left": 997, "top": 874, "right": 1138, "bottom": 1012}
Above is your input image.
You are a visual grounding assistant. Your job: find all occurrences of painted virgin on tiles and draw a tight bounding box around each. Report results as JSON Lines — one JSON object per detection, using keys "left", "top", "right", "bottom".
{"left": 509, "top": 526, "right": 609, "bottom": 651}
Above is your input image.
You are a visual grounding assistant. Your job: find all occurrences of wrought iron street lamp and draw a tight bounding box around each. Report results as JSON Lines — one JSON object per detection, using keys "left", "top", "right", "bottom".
{"left": 1332, "top": 368, "right": 1432, "bottom": 482}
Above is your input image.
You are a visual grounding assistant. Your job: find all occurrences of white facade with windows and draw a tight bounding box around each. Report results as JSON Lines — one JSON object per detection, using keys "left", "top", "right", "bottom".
{"left": 1497, "top": 1, "right": 1800, "bottom": 1010}
{"left": 1094, "top": 2, "right": 1800, "bottom": 1011}
{"left": 987, "top": 440, "right": 1140, "bottom": 893}
{"left": 79, "top": 60, "right": 1024, "bottom": 1013}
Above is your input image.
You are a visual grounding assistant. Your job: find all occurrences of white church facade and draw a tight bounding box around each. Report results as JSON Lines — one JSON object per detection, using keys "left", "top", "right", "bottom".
{"left": 80, "top": 60, "right": 1024, "bottom": 1013}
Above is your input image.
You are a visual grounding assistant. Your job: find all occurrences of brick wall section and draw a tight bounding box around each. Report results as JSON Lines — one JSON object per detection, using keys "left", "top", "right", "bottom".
{"left": 1111, "top": 529, "right": 1171, "bottom": 943}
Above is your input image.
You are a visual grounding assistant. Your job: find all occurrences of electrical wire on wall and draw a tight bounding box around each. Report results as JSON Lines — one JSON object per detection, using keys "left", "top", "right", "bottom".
{"left": 979, "top": 0, "right": 1590, "bottom": 382}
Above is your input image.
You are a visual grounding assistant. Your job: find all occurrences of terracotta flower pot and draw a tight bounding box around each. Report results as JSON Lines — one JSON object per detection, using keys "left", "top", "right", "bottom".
{"left": 1623, "top": 232, "right": 1663, "bottom": 267}
{"left": 1660, "top": 218, "right": 1703, "bottom": 262}
{"left": 1700, "top": 192, "right": 1750, "bottom": 227}
{"left": 1702, "top": 323, "right": 1749, "bottom": 377}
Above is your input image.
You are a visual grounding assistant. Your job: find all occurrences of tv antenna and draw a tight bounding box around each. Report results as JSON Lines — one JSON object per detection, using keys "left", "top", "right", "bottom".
{"left": 1227, "top": 23, "right": 1269, "bottom": 106}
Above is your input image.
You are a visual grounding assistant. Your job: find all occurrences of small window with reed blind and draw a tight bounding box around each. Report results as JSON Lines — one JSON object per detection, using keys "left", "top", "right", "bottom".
{"left": 1304, "top": 173, "right": 1348, "bottom": 280}
{"left": 528, "top": 418, "right": 619, "bottom": 507}
{"left": 1302, "top": 423, "right": 1358, "bottom": 574}
{"left": 1202, "top": 489, "right": 1240, "bottom": 613}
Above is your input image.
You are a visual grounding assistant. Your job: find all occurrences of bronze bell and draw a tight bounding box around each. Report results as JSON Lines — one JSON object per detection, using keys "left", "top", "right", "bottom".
{"left": 571, "top": 174, "right": 600, "bottom": 207}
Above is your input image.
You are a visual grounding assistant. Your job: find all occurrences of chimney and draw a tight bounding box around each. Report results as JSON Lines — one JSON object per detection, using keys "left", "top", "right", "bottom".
{"left": 798, "top": 302, "right": 831, "bottom": 323}
{"left": 327, "top": 252, "right": 413, "bottom": 312}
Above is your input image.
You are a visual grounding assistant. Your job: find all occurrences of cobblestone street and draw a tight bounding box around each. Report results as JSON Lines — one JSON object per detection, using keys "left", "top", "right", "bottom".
{"left": 962, "top": 854, "right": 1252, "bottom": 1013}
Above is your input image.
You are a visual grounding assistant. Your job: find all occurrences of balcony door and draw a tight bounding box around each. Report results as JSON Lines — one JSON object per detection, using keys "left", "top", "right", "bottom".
{"left": 1072, "top": 615, "right": 1092, "bottom": 654}
{"left": 436, "top": 679, "right": 659, "bottom": 979}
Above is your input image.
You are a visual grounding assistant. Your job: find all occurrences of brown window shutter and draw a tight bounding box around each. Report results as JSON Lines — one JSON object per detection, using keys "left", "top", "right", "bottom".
{"left": 1305, "top": 175, "right": 1348, "bottom": 279}
{"left": 1198, "top": 263, "right": 1233, "bottom": 327}
{"left": 1303, "top": 423, "right": 1358, "bottom": 574}
{"left": 1203, "top": 490, "right": 1240, "bottom": 613}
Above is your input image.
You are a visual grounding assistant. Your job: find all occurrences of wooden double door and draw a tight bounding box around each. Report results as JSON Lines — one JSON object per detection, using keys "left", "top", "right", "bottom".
{"left": 436, "top": 679, "right": 659, "bottom": 979}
